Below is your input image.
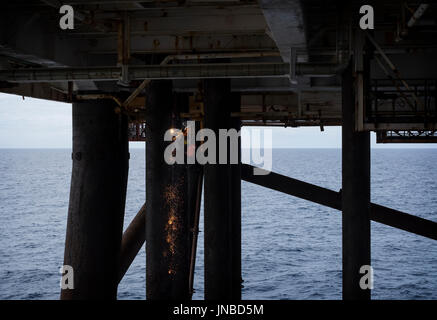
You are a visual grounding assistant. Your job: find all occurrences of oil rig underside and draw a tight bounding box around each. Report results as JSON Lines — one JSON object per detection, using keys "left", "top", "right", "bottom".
{"left": 1, "top": 1, "right": 436, "bottom": 141}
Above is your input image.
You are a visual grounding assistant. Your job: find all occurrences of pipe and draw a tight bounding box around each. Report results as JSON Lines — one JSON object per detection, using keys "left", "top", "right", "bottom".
{"left": 118, "top": 202, "right": 146, "bottom": 284}
{"left": 168, "top": 52, "right": 281, "bottom": 61}
{"left": 0, "top": 62, "right": 342, "bottom": 83}
{"left": 122, "top": 52, "right": 280, "bottom": 108}
{"left": 188, "top": 168, "right": 203, "bottom": 298}
{"left": 407, "top": 4, "right": 430, "bottom": 28}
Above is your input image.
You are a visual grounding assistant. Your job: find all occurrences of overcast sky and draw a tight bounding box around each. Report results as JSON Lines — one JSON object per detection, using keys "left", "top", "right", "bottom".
{"left": 0, "top": 93, "right": 434, "bottom": 149}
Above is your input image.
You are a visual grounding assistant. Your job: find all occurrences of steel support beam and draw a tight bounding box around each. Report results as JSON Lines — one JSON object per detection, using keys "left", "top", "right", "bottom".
{"left": 204, "top": 78, "right": 241, "bottom": 300}
{"left": 186, "top": 117, "right": 204, "bottom": 298}
{"left": 241, "top": 164, "right": 437, "bottom": 241}
{"left": 230, "top": 92, "right": 242, "bottom": 299}
{"left": 0, "top": 63, "right": 341, "bottom": 83}
{"left": 342, "top": 61, "right": 371, "bottom": 300}
{"left": 61, "top": 99, "right": 129, "bottom": 300}
{"left": 118, "top": 202, "right": 146, "bottom": 284}
{"left": 145, "top": 82, "right": 191, "bottom": 299}
{"left": 187, "top": 166, "right": 203, "bottom": 298}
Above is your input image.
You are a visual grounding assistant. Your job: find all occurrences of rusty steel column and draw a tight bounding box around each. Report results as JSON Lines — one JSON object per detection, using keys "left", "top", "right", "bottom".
{"left": 204, "top": 79, "right": 241, "bottom": 300}
{"left": 61, "top": 99, "right": 129, "bottom": 300}
{"left": 342, "top": 61, "right": 371, "bottom": 300}
{"left": 145, "top": 82, "right": 191, "bottom": 299}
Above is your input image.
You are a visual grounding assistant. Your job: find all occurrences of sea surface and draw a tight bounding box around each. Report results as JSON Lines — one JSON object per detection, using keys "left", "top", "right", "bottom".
{"left": 0, "top": 148, "right": 436, "bottom": 300}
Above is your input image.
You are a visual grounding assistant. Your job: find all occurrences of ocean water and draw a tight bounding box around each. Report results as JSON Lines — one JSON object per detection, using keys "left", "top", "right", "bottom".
{"left": 0, "top": 148, "right": 436, "bottom": 300}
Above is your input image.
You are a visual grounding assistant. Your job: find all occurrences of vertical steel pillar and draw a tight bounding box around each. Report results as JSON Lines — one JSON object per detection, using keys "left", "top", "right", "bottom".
{"left": 187, "top": 118, "right": 204, "bottom": 298}
{"left": 61, "top": 99, "right": 129, "bottom": 300}
{"left": 230, "top": 92, "right": 242, "bottom": 299}
{"left": 145, "top": 81, "right": 191, "bottom": 299}
{"left": 342, "top": 60, "right": 371, "bottom": 300}
{"left": 204, "top": 79, "right": 241, "bottom": 300}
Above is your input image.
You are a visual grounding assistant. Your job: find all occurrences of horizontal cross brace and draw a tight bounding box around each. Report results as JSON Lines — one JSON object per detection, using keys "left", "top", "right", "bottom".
{"left": 241, "top": 164, "right": 437, "bottom": 241}
{"left": 0, "top": 63, "right": 339, "bottom": 83}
